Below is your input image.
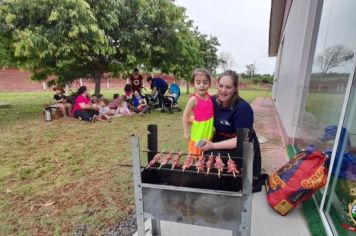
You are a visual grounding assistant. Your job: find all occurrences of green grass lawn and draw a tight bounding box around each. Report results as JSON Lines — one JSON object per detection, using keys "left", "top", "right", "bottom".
{"left": 304, "top": 92, "right": 345, "bottom": 125}
{"left": 0, "top": 88, "right": 270, "bottom": 235}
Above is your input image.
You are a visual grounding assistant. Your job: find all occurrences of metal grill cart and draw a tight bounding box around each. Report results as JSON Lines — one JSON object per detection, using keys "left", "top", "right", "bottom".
{"left": 130, "top": 125, "right": 254, "bottom": 236}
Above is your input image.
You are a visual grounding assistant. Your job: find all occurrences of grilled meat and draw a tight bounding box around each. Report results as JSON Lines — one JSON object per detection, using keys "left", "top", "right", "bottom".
{"left": 214, "top": 154, "right": 225, "bottom": 178}
{"left": 171, "top": 151, "right": 183, "bottom": 170}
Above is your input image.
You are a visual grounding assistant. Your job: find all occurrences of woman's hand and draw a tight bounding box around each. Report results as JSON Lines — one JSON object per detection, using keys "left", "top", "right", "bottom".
{"left": 183, "top": 132, "right": 190, "bottom": 140}
{"left": 199, "top": 140, "right": 215, "bottom": 151}
{"left": 91, "top": 104, "right": 99, "bottom": 110}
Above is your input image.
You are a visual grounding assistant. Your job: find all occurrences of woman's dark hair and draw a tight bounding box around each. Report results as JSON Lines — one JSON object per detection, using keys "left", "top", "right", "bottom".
{"left": 76, "top": 86, "right": 87, "bottom": 96}
{"left": 217, "top": 70, "right": 240, "bottom": 106}
{"left": 191, "top": 68, "right": 212, "bottom": 84}
{"left": 124, "top": 84, "right": 132, "bottom": 92}
{"left": 113, "top": 93, "right": 119, "bottom": 99}
{"left": 72, "top": 86, "right": 87, "bottom": 103}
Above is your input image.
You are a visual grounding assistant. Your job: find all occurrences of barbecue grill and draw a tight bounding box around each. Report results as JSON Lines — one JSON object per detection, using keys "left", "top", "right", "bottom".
{"left": 130, "top": 125, "right": 254, "bottom": 236}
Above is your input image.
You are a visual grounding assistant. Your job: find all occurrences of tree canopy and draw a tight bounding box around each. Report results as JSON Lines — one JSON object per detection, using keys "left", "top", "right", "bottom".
{"left": 0, "top": 0, "right": 220, "bottom": 95}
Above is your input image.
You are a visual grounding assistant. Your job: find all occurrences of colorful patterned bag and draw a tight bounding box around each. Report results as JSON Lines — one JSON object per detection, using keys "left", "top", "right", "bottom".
{"left": 267, "top": 150, "right": 328, "bottom": 215}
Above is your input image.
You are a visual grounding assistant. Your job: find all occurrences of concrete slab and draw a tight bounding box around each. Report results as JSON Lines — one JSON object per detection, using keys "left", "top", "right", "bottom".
{"left": 251, "top": 190, "right": 310, "bottom": 236}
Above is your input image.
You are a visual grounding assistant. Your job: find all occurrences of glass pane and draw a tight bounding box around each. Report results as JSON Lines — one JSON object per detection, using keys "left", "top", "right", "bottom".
{"left": 295, "top": 0, "right": 356, "bottom": 214}
{"left": 296, "top": 0, "right": 355, "bottom": 153}
{"left": 323, "top": 71, "right": 356, "bottom": 236}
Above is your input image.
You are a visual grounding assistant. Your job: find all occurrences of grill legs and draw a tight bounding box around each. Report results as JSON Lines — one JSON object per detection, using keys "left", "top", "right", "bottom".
{"left": 151, "top": 219, "right": 161, "bottom": 235}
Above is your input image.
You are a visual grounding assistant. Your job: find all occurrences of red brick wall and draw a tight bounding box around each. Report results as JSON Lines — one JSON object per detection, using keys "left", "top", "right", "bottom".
{"left": 0, "top": 69, "right": 177, "bottom": 92}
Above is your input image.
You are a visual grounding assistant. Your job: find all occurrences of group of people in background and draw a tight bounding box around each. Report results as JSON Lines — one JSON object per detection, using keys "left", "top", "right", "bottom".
{"left": 52, "top": 68, "right": 171, "bottom": 123}
{"left": 128, "top": 68, "right": 169, "bottom": 108}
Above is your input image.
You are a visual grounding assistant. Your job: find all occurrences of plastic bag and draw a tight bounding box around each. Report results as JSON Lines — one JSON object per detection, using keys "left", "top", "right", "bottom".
{"left": 267, "top": 150, "right": 327, "bottom": 215}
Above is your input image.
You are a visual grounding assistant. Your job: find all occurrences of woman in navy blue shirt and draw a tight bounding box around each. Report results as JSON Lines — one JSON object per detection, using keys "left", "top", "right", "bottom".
{"left": 200, "top": 70, "right": 261, "bottom": 178}
{"left": 147, "top": 76, "right": 168, "bottom": 107}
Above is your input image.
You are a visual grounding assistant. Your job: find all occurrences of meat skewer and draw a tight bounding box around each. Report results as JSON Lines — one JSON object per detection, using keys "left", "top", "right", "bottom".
{"left": 206, "top": 152, "right": 214, "bottom": 175}
{"left": 227, "top": 153, "right": 239, "bottom": 178}
{"left": 146, "top": 150, "right": 164, "bottom": 169}
{"left": 182, "top": 154, "right": 194, "bottom": 171}
{"left": 195, "top": 152, "right": 205, "bottom": 173}
{"left": 159, "top": 151, "right": 174, "bottom": 169}
{"left": 171, "top": 151, "right": 183, "bottom": 170}
{"left": 214, "top": 153, "right": 225, "bottom": 178}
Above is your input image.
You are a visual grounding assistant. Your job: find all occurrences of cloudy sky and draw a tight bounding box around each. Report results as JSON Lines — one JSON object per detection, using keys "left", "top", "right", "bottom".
{"left": 175, "top": 0, "right": 276, "bottom": 74}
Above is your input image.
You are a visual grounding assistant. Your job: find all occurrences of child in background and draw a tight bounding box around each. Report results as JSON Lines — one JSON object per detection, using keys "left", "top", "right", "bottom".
{"left": 91, "top": 94, "right": 98, "bottom": 104}
{"left": 53, "top": 86, "right": 72, "bottom": 117}
{"left": 98, "top": 98, "right": 112, "bottom": 121}
{"left": 116, "top": 95, "right": 133, "bottom": 116}
{"left": 108, "top": 93, "right": 120, "bottom": 110}
{"left": 124, "top": 84, "right": 132, "bottom": 100}
{"left": 182, "top": 68, "right": 214, "bottom": 156}
{"left": 124, "top": 84, "right": 133, "bottom": 110}
{"left": 132, "top": 91, "right": 149, "bottom": 115}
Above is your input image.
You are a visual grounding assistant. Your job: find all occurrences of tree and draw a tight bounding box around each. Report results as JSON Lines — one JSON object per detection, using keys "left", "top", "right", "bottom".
{"left": 315, "top": 44, "right": 354, "bottom": 74}
{"left": 0, "top": 0, "right": 114, "bottom": 95}
{"left": 194, "top": 32, "right": 220, "bottom": 74}
{"left": 218, "top": 52, "right": 235, "bottom": 72}
{"left": 246, "top": 63, "right": 257, "bottom": 77}
{"left": 0, "top": 0, "right": 220, "bottom": 95}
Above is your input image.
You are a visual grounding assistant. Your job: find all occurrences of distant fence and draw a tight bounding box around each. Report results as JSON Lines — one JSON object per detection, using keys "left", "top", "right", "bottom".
{"left": 0, "top": 68, "right": 177, "bottom": 92}
{"left": 0, "top": 68, "right": 271, "bottom": 92}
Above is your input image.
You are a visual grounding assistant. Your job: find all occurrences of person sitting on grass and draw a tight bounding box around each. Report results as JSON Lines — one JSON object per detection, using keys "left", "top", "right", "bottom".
{"left": 108, "top": 93, "right": 120, "bottom": 110}
{"left": 71, "top": 86, "right": 99, "bottom": 123}
{"left": 91, "top": 94, "right": 98, "bottom": 104}
{"left": 97, "top": 98, "right": 112, "bottom": 121}
{"left": 124, "top": 84, "right": 133, "bottom": 98}
{"left": 53, "top": 86, "right": 72, "bottom": 117}
{"left": 116, "top": 95, "right": 133, "bottom": 116}
{"left": 132, "top": 91, "right": 150, "bottom": 115}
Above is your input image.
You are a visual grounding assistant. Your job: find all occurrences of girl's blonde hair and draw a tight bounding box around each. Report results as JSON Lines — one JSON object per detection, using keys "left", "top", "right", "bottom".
{"left": 191, "top": 68, "right": 212, "bottom": 84}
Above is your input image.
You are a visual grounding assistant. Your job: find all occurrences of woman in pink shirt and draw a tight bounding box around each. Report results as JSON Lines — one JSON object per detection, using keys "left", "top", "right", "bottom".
{"left": 72, "top": 86, "right": 99, "bottom": 122}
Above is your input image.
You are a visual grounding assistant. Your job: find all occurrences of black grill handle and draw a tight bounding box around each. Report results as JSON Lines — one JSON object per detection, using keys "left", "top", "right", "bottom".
{"left": 147, "top": 124, "right": 158, "bottom": 162}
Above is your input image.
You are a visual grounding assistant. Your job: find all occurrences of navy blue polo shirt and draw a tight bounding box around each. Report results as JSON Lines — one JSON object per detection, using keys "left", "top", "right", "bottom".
{"left": 212, "top": 95, "right": 254, "bottom": 142}
{"left": 151, "top": 77, "right": 168, "bottom": 89}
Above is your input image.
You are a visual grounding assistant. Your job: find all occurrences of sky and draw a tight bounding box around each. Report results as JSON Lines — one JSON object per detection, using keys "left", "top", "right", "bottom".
{"left": 175, "top": 0, "right": 276, "bottom": 74}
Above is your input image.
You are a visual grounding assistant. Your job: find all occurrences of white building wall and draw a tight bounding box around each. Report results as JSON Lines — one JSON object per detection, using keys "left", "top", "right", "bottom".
{"left": 272, "top": 0, "right": 321, "bottom": 142}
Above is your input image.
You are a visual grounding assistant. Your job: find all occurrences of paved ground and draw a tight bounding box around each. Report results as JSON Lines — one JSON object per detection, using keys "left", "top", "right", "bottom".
{"left": 252, "top": 97, "right": 290, "bottom": 174}
{"left": 133, "top": 97, "right": 310, "bottom": 236}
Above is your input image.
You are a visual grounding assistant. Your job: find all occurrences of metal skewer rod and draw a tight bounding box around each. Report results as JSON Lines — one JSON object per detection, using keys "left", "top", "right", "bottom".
{"left": 217, "top": 153, "right": 221, "bottom": 178}
{"left": 144, "top": 150, "right": 242, "bottom": 160}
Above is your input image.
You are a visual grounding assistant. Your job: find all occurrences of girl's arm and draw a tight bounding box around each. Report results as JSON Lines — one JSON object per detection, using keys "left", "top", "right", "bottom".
{"left": 182, "top": 96, "right": 196, "bottom": 140}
